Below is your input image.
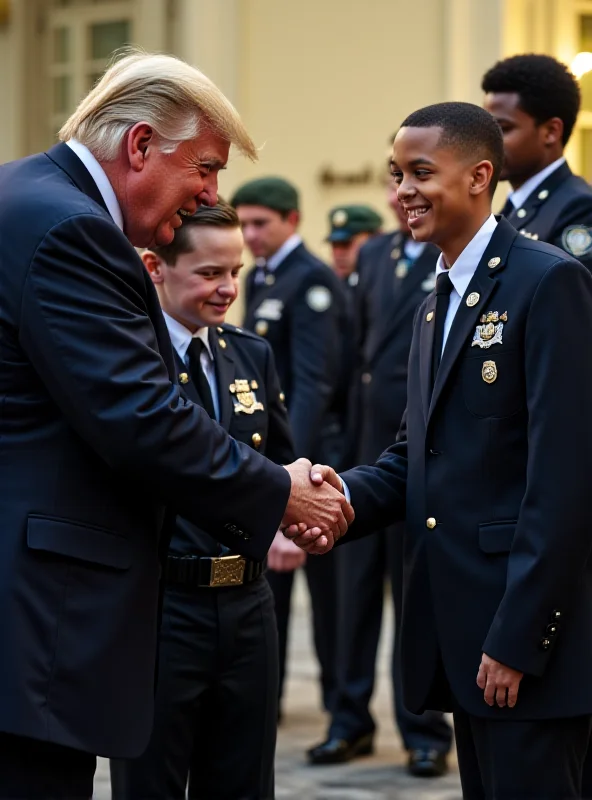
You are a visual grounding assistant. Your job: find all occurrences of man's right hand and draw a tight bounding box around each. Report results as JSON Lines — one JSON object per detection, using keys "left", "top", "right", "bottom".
{"left": 282, "top": 458, "right": 354, "bottom": 549}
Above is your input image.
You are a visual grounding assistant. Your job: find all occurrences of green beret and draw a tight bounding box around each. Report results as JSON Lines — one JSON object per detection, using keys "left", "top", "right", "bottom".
{"left": 230, "top": 177, "right": 299, "bottom": 213}
{"left": 327, "top": 205, "right": 383, "bottom": 242}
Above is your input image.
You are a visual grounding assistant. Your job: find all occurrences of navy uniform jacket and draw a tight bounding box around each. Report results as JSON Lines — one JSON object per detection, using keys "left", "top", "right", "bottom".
{"left": 0, "top": 144, "right": 290, "bottom": 758}
{"left": 170, "top": 323, "right": 295, "bottom": 556}
{"left": 244, "top": 243, "right": 348, "bottom": 460}
{"left": 505, "top": 161, "right": 592, "bottom": 270}
{"left": 342, "top": 217, "right": 592, "bottom": 720}
{"left": 354, "top": 231, "right": 439, "bottom": 464}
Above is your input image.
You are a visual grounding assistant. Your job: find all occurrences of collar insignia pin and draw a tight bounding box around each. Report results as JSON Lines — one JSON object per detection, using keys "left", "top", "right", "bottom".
{"left": 466, "top": 292, "right": 480, "bottom": 307}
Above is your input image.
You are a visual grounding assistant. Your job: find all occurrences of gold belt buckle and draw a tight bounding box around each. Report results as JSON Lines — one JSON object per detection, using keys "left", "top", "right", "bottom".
{"left": 209, "top": 555, "right": 246, "bottom": 587}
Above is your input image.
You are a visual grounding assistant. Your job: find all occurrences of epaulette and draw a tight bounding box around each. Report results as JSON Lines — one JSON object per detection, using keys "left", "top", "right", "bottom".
{"left": 216, "top": 323, "right": 262, "bottom": 342}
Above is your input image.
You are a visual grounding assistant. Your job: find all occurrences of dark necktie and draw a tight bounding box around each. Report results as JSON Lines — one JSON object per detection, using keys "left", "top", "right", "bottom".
{"left": 431, "top": 271, "right": 454, "bottom": 390}
{"left": 254, "top": 261, "right": 270, "bottom": 285}
{"left": 187, "top": 338, "right": 216, "bottom": 419}
{"left": 499, "top": 197, "right": 515, "bottom": 218}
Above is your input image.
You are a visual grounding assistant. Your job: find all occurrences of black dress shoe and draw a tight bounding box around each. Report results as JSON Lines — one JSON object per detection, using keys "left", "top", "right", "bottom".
{"left": 407, "top": 748, "right": 448, "bottom": 778}
{"left": 307, "top": 733, "right": 374, "bottom": 765}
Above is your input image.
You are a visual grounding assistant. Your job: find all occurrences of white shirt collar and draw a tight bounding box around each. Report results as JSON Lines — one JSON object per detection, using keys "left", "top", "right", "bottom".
{"left": 507, "top": 157, "right": 566, "bottom": 211}
{"left": 266, "top": 233, "right": 302, "bottom": 272}
{"left": 435, "top": 214, "right": 498, "bottom": 298}
{"left": 162, "top": 311, "right": 213, "bottom": 362}
{"left": 65, "top": 139, "right": 124, "bottom": 232}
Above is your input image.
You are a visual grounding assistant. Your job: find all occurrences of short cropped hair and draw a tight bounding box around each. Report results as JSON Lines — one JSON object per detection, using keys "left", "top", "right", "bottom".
{"left": 399, "top": 102, "right": 504, "bottom": 194}
{"left": 151, "top": 200, "right": 239, "bottom": 266}
{"left": 481, "top": 54, "right": 580, "bottom": 146}
{"left": 59, "top": 49, "right": 257, "bottom": 161}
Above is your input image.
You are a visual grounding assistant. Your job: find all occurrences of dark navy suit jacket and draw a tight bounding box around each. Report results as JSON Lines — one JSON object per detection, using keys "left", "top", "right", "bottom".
{"left": 170, "top": 323, "right": 295, "bottom": 556}
{"left": 342, "top": 217, "right": 592, "bottom": 720}
{"left": 0, "top": 144, "right": 290, "bottom": 757}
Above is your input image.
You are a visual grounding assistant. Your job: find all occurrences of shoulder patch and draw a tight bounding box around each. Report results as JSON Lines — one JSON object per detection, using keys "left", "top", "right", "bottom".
{"left": 306, "top": 285, "right": 333, "bottom": 312}
{"left": 561, "top": 225, "right": 592, "bottom": 258}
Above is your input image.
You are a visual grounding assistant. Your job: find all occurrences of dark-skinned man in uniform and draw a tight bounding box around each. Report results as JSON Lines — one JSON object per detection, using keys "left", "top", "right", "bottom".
{"left": 483, "top": 53, "right": 592, "bottom": 268}
{"left": 110, "top": 201, "right": 298, "bottom": 800}
{"left": 232, "top": 177, "right": 347, "bottom": 719}
{"left": 308, "top": 174, "right": 452, "bottom": 777}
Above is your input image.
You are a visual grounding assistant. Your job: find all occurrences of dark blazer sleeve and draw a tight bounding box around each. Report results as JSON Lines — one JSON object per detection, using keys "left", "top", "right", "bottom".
{"left": 482, "top": 258, "right": 592, "bottom": 675}
{"left": 551, "top": 195, "right": 592, "bottom": 271}
{"left": 18, "top": 214, "right": 291, "bottom": 561}
{"left": 288, "top": 269, "right": 340, "bottom": 457}
{"left": 339, "top": 439, "right": 407, "bottom": 543}
{"left": 262, "top": 343, "right": 297, "bottom": 466}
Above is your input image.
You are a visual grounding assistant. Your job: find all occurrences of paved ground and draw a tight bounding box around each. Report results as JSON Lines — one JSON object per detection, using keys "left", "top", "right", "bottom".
{"left": 94, "top": 574, "right": 461, "bottom": 799}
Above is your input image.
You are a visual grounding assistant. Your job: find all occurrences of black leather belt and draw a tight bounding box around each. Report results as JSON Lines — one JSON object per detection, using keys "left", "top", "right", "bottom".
{"left": 165, "top": 554, "right": 265, "bottom": 588}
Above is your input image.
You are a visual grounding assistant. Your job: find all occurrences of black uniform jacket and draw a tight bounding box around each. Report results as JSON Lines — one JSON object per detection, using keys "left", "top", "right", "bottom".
{"left": 0, "top": 144, "right": 290, "bottom": 758}
{"left": 244, "top": 243, "right": 347, "bottom": 459}
{"left": 505, "top": 161, "right": 592, "bottom": 270}
{"left": 354, "top": 231, "right": 439, "bottom": 464}
{"left": 341, "top": 217, "right": 592, "bottom": 721}
{"left": 170, "top": 323, "right": 296, "bottom": 556}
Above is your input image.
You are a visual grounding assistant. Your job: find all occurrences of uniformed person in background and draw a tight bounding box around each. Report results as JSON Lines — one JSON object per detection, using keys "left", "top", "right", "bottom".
{"left": 232, "top": 177, "right": 348, "bottom": 720}
{"left": 482, "top": 53, "right": 592, "bottom": 268}
{"left": 326, "top": 204, "right": 383, "bottom": 292}
{"left": 110, "top": 201, "right": 297, "bottom": 800}
{"left": 307, "top": 169, "right": 453, "bottom": 777}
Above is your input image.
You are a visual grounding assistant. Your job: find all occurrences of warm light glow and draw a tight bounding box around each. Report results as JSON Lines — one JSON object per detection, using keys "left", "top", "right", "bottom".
{"left": 571, "top": 52, "right": 592, "bottom": 79}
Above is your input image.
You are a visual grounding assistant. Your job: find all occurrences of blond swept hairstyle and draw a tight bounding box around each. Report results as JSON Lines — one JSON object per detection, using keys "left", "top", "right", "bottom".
{"left": 59, "top": 49, "right": 257, "bottom": 162}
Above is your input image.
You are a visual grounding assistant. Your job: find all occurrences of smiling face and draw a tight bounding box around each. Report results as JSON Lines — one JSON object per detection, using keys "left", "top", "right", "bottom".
{"left": 144, "top": 224, "right": 243, "bottom": 331}
{"left": 390, "top": 126, "right": 493, "bottom": 264}
{"left": 483, "top": 92, "right": 557, "bottom": 188}
{"left": 115, "top": 124, "right": 230, "bottom": 248}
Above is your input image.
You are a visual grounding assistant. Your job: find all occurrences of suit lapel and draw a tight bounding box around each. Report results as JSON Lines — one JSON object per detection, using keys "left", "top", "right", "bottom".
{"left": 426, "top": 218, "right": 518, "bottom": 424}
{"left": 209, "top": 329, "right": 235, "bottom": 429}
{"left": 506, "top": 161, "right": 572, "bottom": 230}
{"left": 419, "top": 294, "right": 438, "bottom": 422}
{"left": 173, "top": 350, "right": 201, "bottom": 404}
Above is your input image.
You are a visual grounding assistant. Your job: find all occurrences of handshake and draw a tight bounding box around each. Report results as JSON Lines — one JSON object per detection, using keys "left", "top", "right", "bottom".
{"left": 280, "top": 458, "right": 354, "bottom": 554}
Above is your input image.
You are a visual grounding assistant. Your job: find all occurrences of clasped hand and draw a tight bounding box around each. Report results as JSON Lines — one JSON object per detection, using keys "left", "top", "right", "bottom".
{"left": 281, "top": 459, "right": 352, "bottom": 554}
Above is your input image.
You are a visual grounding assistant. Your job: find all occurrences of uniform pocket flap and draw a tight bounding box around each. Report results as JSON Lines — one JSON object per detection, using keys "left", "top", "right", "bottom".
{"left": 27, "top": 515, "right": 131, "bottom": 570}
{"left": 478, "top": 521, "right": 517, "bottom": 554}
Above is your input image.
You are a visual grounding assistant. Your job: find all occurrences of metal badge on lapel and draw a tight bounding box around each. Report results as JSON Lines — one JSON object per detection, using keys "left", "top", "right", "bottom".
{"left": 472, "top": 311, "right": 507, "bottom": 349}
{"left": 395, "top": 261, "right": 409, "bottom": 279}
{"left": 230, "top": 379, "right": 264, "bottom": 415}
{"left": 482, "top": 360, "right": 497, "bottom": 384}
{"left": 466, "top": 292, "right": 480, "bottom": 307}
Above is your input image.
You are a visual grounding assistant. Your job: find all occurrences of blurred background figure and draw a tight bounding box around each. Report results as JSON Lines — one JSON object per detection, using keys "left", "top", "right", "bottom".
{"left": 307, "top": 162, "right": 453, "bottom": 777}
{"left": 326, "top": 204, "right": 383, "bottom": 288}
{"left": 232, "top": 177, "right": 350, "bottom": 722}
{"left": 482, "top": 53, "right": 592, "bottom": 269}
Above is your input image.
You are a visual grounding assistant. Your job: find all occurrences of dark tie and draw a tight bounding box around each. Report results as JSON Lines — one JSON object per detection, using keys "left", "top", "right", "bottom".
{"left": 187, "top": 338, "right": 216, "bottom": 419}
{"left": 254, "top": 261, "right": 270, "bottom": 285}
{"left": 499, "top": 197, "right": 514, "bottom": 218}
{"left": 431, "top": 271, "right": 454, "bottom": 389}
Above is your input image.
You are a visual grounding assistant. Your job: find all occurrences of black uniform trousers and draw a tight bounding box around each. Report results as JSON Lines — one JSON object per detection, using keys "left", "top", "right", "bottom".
{"left": 266, "top": 550, "right": 338, "bottom": 714}
{"left": 0, "top": 733, "right": 95, "bottom": 799}
{"left": 454, "top": 702, "right": 592, "bottom": 799}
{"left": 329, "top": 522, "right": 452, "bottom": 753}
{"left": 110, "top": 577, "right": 278, "bottom": 800}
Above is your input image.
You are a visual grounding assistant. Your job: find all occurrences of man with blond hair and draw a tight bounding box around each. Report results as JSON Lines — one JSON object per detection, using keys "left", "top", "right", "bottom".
{"left": 0, "top": 50, "right": 351, "bottom": 798}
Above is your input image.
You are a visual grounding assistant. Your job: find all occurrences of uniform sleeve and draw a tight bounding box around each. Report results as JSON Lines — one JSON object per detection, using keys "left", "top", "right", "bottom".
{"left": 288, "top": 270, "right": 341, "bottom": 457}
{"left": 551, "top": 196, "right": 592, "bottom": 272}
{"left": 261, "top": 342, "right": 297, "bottom": 465}
{"left": 482, "top": 258, "right": 592, "bottom": 675}
{"left": 18, "top": 214, "right": 291, "bottom": 561}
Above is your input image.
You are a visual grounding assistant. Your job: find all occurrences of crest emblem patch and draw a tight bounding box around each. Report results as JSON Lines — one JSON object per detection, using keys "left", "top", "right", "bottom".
{"left": 472, "top": 311, "right": 507, "bottom": 349}
{"left": 230, "top": 379, "right": 264, "bottom": 415}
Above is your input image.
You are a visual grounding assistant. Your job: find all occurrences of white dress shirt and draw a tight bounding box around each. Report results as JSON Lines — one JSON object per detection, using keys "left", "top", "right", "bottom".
{"left": 435, "top": 214, "right": 498, "bottom": 354}
{"left": 65, "top": 139, "right": 124, "bottom": 231}
{"left": 403, "top": 238, "right": 426, "bottom": 261}
{"left": 163, "top": 311, "right": 220, "bottom": 421}
{"left": 506, "top": 157, "right": 566, "bottom": 212}
{"left": 254, "top": 233, "right": 303, "bottom": 284}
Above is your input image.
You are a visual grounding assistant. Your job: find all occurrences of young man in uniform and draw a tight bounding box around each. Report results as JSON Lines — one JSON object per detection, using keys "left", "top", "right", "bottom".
{"left": 482, "top": 53, "right": 592, "bottom": 268}
{"left": 232, "top": 177, "right": 349, "bottom": 719}
{"left": 110, "top": 201, "right": 298, "bottom": 800}
{"left": 290, "top": 102, "right": 592, "bottom": 798}
{"left": 308, "top": 178, "right": 452, "bottom": 776}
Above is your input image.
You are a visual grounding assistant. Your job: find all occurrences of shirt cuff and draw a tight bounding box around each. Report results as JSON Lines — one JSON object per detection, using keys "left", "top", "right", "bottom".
{"left": 340, "top": 477, "right": 351, "bottom": 503}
